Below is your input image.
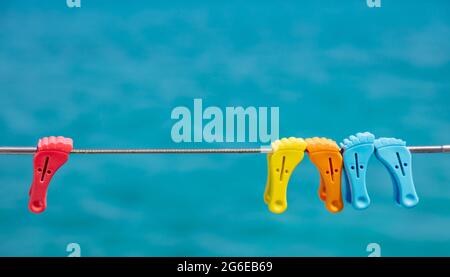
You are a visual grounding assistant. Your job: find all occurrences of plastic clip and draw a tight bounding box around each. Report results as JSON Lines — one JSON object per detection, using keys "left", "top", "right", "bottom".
{"left": 28, "top": 136, "right": 73, "bottom": 213}
{"left": 341, "top": 132, "right": 375, "bottom": 210}
{"left": 264, "top": 137, "right": 307, "bottom": 214}
{"left": 374, "top": 137, "right": 419, "bottom": 208}
{"left": 306, "top": 137, "right": 344, "bottom": 213}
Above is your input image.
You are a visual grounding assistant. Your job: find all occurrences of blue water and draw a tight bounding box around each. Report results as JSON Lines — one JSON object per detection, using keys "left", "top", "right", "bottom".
{"left": 0, "top": 0, "right": 449, "bottom": 256}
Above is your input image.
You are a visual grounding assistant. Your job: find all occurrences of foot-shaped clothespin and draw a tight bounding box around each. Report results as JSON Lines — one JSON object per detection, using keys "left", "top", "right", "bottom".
{"left": 264, "top": 137, "right": 307, "bottom": 214}
{"left": 374, "top": 137, "right": 419, "bottom": 208}
{"left": 341, "top": 132, "right": 375, "bottom": 210}
{"left": 29, "top": 136, "right": 73, "bottom": 213}
{"left": 306, "top": 137, "right": 344, "bottom": 213}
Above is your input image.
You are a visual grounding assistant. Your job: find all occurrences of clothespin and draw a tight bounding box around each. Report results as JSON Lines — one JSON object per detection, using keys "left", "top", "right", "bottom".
{"left": 28, "top": 136, "right": 73, "bottom": 213}
{"left": 374, "top": 137, "right": 419, "bottom": 208}
{"left": 264, "top": 137, "right": 307, "bottom": 214}
{"left": 306, "top": 138, "right": 344, "bottom": 213}
{"left": 342, "top": 134, "right": 419, "bottom": 209}
{"left": 341, "top": 132, "right": 375, "bottom": 210}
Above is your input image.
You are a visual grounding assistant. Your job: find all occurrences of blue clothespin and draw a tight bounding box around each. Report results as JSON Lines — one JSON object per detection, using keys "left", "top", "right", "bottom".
{"left": 374, "top": 137, "right": 419, "bottom": 208}
{"left": 341, "top": 132, "right": 375, "bottom": 210}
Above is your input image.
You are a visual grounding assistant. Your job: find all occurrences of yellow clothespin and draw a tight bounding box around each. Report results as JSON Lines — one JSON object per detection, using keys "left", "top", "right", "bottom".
{"left": 264, "top": 137, "right": 307, "bottom": 214}
{"left": 305, "top": 137, "right": 344, "bottom": 213}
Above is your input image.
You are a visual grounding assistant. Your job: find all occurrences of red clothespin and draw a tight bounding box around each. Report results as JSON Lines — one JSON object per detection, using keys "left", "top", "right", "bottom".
{"left": 28, "top": 136, "right": 73, "bottom": 213}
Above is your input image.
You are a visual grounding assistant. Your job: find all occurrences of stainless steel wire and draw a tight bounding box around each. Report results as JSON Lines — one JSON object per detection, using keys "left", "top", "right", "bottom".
{"left": 0, "top": 145, "right": 448, "bottom": 155}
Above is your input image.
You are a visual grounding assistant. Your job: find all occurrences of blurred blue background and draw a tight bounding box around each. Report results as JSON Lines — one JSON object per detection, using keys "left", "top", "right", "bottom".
{"left": 0, "top": 0, "right": 449, "bottom": 256}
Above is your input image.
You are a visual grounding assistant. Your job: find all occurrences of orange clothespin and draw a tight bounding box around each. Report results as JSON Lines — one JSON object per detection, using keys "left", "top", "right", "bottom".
{"left": 306, "top": 137, "right": 344, "bottom": 213}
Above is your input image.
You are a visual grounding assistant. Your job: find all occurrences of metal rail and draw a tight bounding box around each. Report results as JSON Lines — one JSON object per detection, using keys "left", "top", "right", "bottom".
{"left": 0, "top": 145, "right": 448, "bottom": 155}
